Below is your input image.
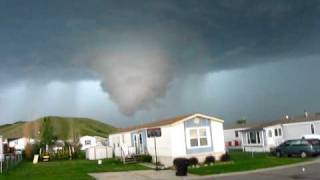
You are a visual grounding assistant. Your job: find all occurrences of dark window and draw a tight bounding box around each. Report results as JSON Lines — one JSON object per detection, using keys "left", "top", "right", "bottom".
{"left": 235, "top": 131, "right": 239, "bottom": 138}
{"left": 278, "top": 128, "right": 282, "bottom": 136}
{"left": 139, "top": 134, "right": 142, "bottom": 144}
{"left": 85, "top": 140, "right": 91, "bottom": 145}
{"left": 248, "top": 131, "right": 258, "bottom": 144}
{"left": 308, "top": 139, "right": 320, "bottom": 145}
{"left": 256, "top": 132, "right": 261, "bottom": 144}
{"left": 311, "top": 124, "right": 315, "bottom": 134}
{"left": 274, "top": 129, "right": 278, "bottom": 136}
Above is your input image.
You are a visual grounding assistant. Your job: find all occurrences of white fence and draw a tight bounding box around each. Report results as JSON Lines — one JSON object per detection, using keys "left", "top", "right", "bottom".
{"left": 0, "top": 154, "right": 23, "bottom": 174}
{"left": 86, "top": 146, "right": 113, "bottom": 160}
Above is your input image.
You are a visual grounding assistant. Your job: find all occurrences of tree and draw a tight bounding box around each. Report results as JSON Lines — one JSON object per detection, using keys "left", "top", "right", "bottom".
{"left": 236, "top": 119, "right": 247, "bottom": 125}
{"left": 40, "top": 116, "right": 55, "bottom": 148}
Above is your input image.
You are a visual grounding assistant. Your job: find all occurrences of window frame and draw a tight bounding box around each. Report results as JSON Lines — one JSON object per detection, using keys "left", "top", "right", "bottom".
{"left": 278, "top": 128, "right": 282, "bottom": 136}
{"left": 247, "top": 131, "right": 262, "bottom": 145}
{"left": 186, "top": 127, "right": 211, "bottom": 149}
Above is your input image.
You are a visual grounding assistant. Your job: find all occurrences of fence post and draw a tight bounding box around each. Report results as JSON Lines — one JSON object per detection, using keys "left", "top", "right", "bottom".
{"left": 0, "top": 136, "right": 3, "bottom": 174}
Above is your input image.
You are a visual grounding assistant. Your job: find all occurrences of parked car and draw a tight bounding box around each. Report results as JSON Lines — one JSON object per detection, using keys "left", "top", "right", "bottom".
{"left": 274, "top": 139, "right": 320, "bottom": 158}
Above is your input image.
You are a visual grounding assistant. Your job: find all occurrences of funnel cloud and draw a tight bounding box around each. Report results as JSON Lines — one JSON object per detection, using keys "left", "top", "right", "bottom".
{"left": 91, "top": 40, "right": 172, "bottom": 115}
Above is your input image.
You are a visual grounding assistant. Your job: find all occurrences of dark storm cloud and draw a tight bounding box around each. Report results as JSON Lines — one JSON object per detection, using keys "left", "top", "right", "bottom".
{"left": 1, "top": 0, "right": 320, "bottom": 115}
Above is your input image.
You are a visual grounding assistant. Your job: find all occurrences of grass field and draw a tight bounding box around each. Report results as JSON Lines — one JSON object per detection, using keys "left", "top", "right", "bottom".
{"left": 189, "top": 152, "right": 311, "bottom": 175}
{"left": 0, "top": 159, "right": 148, "bottom": 180}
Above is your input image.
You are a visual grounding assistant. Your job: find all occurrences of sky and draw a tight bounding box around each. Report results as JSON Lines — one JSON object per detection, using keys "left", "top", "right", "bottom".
{"left": 0, "top": 0, "right": 320, "bottom": 127}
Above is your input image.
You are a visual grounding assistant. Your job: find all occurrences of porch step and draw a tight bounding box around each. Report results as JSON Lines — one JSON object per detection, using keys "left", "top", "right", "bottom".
{"left": 124, "top": 157, "right": 137, "bottom": 164}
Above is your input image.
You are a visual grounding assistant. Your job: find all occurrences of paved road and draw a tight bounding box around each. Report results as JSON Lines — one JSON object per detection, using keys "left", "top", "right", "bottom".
{"left": 90, "top": 161, "right": 320, "bottom": 180}
{"left": 207, "top": 162, "right": 320, "bottom": 180}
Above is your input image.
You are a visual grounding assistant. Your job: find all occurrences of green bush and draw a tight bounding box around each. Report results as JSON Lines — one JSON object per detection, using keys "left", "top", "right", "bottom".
{"left": 221, "top": 153, "right": 231, "bottom": 162}
{"left": 189, "top": 157, "right": 199, "bottom": 166}
{"left": 204, "top": 156, "right": 215, "bottom": 164}
{"left": 136, "top": 155, "right": 152, "bottom": 163}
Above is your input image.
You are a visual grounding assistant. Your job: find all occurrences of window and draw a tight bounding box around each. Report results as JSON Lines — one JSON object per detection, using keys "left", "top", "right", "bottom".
{"left": 187, "top": 127, "right": 210, "bottom": 148}
{"left": 289, "top": 140, "right": 301, "bottom": 146}
{"left": 190, "top": 129, "right": 198, "bottom": 147}
{"left": 308, "top": 139, "right": 320, "bottom": 145}
{"left": 235, "top": 131, "right": 239, "bottom": 138}
{"left": 274, "top": 129, "right": 278, "bottom": 136}
{"left": 85, "top": 140, "right": 91, "bottom": 145}
{"left": 311, "top": 124, "right": 315, "bottom": 134}
{"left": 247, "top": 131, "right": 261, "bottom": 144}
{"left": 249, "top": 131, "right": 257, "bottom": 144}
{"left": 199, "top": 129, "right": 208, "bottom": 146}
{"left": 139, "top": 134, "right": 143, "bottom": 144}
{"left": 268, "top": 130, "right": 272, "bottom": 138}
{"left": 278, "top": 128, "right": 282, "bottom": 136}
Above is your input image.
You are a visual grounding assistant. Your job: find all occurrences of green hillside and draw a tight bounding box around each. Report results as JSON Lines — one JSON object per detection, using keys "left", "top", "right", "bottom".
{"left": 0, "top": 116, "right": 117, "bottom": 140}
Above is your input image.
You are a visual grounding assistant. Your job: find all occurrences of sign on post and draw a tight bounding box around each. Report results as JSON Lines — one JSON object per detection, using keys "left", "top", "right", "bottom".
{"left": 147, "top": 128, "right": 161, "bottom": 170}
{"left": 147, "top": 128, "right": 161, "bottom": 138}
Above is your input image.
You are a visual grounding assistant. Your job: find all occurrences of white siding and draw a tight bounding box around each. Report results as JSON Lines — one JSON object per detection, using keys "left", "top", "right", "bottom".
{"left": 146, "top": 126, "right": 172, "bottom": 157}
{"left": 146, "top": 126, "right": 173, "bottom": 166}
{"left": 170, "top": 123, "right": 187, "bottom": 157}
{"left": 264, "top": 124, "right": 284, "bottom": 149}
{"left": 283, "top": 122, "right": 318, "bottom": 140}
{"left": 8, "top": 138, "right": 35, "bottom": 150}
{"left": 224, "top": 128, "right": 248, "bottom": 147}
{"left": 123, "top": 133, "right": 132, "bottom": 146}
{"left": 211, "top": 121, "right": 225, "bottom": 153}
{"left": 314, "top": 121, "right": 320, "bottom": 134}
{"left": 224, "top": 129, "right": 239, "bottom": 142}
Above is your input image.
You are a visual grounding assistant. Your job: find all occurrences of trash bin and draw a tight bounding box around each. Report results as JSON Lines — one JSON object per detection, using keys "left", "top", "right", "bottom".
{"left": 173, "top": 158, "right": 189, "bottom": 176}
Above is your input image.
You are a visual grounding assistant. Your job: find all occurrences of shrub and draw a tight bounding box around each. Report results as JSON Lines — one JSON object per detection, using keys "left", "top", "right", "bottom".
{"left": 204, "top": 155, "right": 215, "bottom": 164}
{"left": 136, "top": 155, "right": 152, "bottom": 163}
{"left": 188, "top": 157, "right": 199, "bottom": 166}
{"left": 221, "top": 153, "right": 231, "bottom": 162}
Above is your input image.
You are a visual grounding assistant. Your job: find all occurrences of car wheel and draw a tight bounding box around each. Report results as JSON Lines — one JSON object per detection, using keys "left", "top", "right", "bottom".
{"left": 276, "top": 151, "right": 281, "bottom": 157}
{"left": 300, "top": 152, "right": 307, "bottom": 158}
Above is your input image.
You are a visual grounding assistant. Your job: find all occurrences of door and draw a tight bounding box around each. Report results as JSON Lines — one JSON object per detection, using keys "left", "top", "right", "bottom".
{"left": 133, "top": 133, "right": 144, "bottom": 154}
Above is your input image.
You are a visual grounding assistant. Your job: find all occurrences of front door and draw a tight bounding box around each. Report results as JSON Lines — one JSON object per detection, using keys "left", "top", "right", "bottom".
{"left": 133, "top": 133, "right": 144, "bottom": 154}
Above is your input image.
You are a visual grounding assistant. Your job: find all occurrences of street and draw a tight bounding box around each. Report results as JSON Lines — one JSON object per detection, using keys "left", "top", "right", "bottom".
{"left": 208, "top": 162, "right": 320, "bottom": 180}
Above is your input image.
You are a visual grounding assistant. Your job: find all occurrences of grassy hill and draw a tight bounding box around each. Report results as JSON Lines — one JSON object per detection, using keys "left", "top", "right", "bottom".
{"left": 0, "top": 116, "right": 117, "bottom": 140}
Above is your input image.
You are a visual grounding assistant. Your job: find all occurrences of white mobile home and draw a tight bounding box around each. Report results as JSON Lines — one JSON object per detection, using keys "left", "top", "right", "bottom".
{"left": 8, "top": 137, "right": 35, "bottom": 150}
{"left": 79, "top": 136, "right": 107, "bottom": 150}
{"left": 224, "top": 124, "right": 250, "bottom": 149}
{"left": 241, "top": 113, "right": 320, "bottom": 152}
{"left": 109, "top": 113, "right": 226, "bottom": 167}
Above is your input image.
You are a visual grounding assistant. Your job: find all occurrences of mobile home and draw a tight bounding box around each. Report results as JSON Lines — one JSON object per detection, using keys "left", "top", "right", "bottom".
{"left": 109, "top": 113, "right": 226, "bottom": 167}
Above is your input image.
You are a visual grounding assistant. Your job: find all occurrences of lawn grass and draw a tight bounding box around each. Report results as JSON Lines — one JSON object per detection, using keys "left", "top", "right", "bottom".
{"left": 189, "top": 152, "right": 311, "bottom": 176}
{"left": 0, "top": 159, "right": 149, "bottom": 180}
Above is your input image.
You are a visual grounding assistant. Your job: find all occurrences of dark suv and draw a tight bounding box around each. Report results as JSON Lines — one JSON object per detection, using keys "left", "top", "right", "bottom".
{"left": 274, "top": 139, "right": 320, "bottom": 158}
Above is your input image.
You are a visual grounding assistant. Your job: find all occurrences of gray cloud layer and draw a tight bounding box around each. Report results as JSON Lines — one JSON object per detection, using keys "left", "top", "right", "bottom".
{"left": 1, "top": 0, "right": 320, "bottom": 115}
